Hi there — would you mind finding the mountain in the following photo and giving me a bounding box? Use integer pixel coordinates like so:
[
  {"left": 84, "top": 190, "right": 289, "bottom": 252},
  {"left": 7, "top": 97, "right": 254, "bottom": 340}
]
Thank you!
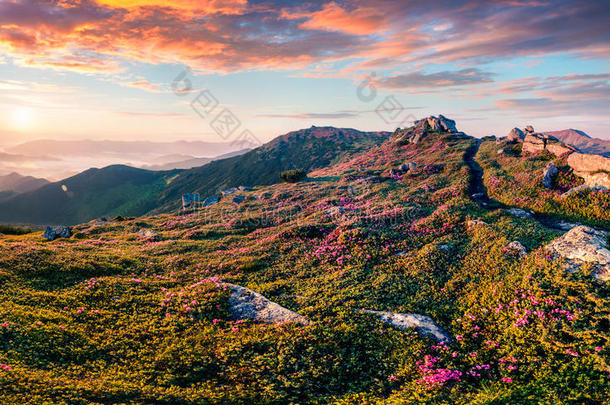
[
  {"left": 151, "top": 126, "right": 390, "bottom": 212},
  {"left": 141, "top": 148, "right": 252, "bottom": 171},
  {"left": 544, "top": 129, "right": 610, "bottom": 156},
  {"left": 0, "top": 165, "right": 180, "bottom": 225},
  {"left": 0, "top": 127, "right": 388, "bottom": 225},
  {"left": 1, "top": 117, "right": 608, "bottom": 404},
  {"left": 0, "top": 172, "right": 49, "bottom": 200}
]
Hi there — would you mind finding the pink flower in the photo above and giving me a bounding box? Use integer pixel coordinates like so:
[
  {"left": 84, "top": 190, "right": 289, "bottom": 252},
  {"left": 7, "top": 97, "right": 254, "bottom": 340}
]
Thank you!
[
  {"left": 232, "top": 327, "right": 239, "bottom": 332},
  {"left": 501, "top": 377, "right": 513, "bottom": 383},
  {"left": 0, "top": 363, "right": 12, "bottom": 371},
  {"left": 595, "top": 347, "right": 602, "bottom": 352},
  {"left": 388, "top": 375, "right": 399, "bottom": 382},
  {"left": 165, "top": 313, "right": 171, "bottom": 318},
  {"left": 212, "top": 319, "right": 220, "bottom": 323},
  {"left": 1, "top": 322, "right": 8, "bottom": 328},
  {"left": 565, "top": 349, "right": 578, "bottom": 357},
  {"left": 456, "top": 335, "right": 463, "bottom": 341}
]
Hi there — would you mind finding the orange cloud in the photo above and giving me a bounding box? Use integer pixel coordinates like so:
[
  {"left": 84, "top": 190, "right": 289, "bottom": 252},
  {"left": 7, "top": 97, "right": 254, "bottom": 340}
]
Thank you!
[{"left": 286, "top": 2, "right": 386, "bottom": 35}]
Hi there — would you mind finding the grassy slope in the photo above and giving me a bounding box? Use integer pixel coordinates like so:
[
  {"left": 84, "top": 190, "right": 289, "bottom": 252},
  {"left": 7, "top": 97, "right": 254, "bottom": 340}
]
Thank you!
[{"left": 0, "top": 134, "right": 608, "bottom": 404}]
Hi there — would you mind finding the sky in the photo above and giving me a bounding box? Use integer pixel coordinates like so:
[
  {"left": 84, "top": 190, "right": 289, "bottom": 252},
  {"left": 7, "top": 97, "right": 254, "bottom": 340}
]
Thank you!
[{"left": 0, "top": 0, "right": 609, "bottom": 148}]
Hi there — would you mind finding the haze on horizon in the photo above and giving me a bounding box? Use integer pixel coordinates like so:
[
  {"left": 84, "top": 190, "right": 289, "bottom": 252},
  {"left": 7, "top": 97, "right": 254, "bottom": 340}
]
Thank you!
[{"left": 0, "top": 0, "right": 609, "bottom": 152}]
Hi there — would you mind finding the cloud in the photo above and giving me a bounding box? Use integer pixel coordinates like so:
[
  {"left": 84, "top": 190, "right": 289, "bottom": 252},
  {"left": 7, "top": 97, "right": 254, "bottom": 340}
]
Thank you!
[
  {"left": 374, "top": 68, "right": 494, "bottom": 90},
  {"left": 0, "top": 0, "right": 607, "bottom": 77},
  {"left": 257, "top": 111, "right": 361, "bottom": 119},
  {"left": 120, "top": 80, "right": 164, "bottom": 92}
]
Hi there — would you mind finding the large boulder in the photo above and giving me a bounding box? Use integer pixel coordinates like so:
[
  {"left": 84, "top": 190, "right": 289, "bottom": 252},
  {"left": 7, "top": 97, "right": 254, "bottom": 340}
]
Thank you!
[
  {"left": 567, "top": 153, "right": 610, "bottom": 188},
  {"left": 522, "top": 133, "right": 546, "bottom": 154},
  {"left": 42, "top": 226, "right": 71, "bottom": 241},
  {"left": 361, "top": 309, "right": 452, "bottom": 343},
  {"left": 224, "top": 283, "right": 309, "bottom": 325},
  {"left": 506, "top": 128, "right": 525, "bottom": 143},
  {"left": 137, "top": 229, "right": 160, "bottom": 240},
  {"left": 545, "top": 226, "right": 610, "bottom": 281},
  {"left": 542, "top": 162, "right": 558, "bottom": 189}
]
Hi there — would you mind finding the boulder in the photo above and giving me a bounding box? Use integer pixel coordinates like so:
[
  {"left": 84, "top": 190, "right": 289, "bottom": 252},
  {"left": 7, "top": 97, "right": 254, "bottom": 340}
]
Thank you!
[
  {"left": 562, "top": 184, "right": 608, "bottom": 198},
  {"left": 545, "top": 226, "right": 610, "bottom": 281},
  {"left": 361, "top": 309, "right": 452, "bottom": 343},
  {"left": 506, "top": 128, "right": 525, "bottom": 143},
  {"left": 552, "top": 221, "right": 580, "bottom": 231},
  {"left": 202, "top": 196, "right": 219, "bottom": 207},
  {"left": 504, "top": 241, "right": 527, "bottom": 257},
  {"left": 507, "top": 208, "right": 533, "bottom": 218},
  {"left": 325, "top": 206, "right": 345, "bottom": 216},
  {"left": 524, "top": 125, "right": 535, "bottom": 134},
  {"left": 466, "top": 219, "right": 488, "bottom": 228},
  {"left": 137, "top": 229, "right": 159, "bottom": 240},
  {"left": 567, "top": 153, "right": 610, "bottom": 188},
  {"left": 232, "top": 195, "right": 245, "bottom": 204},
  {"left": 42, "top": 226, "right": 71, "bottom": 241},
  {"left": 182, "top": 193, "right": 201, "bottom": 210},
  {"left": 238, "top": 186, "right": 254, "bottom": 191},
  {"left": 542, "top": 162, "right": 558, "bottom": 189},
  {"left": 522, "top": 133, "right": 546, "bottom": 154},
  {"left": 546, "top": 141, "right": 577, "bottom": 157},
  {"left": 224, "top": 283, "right": 309, "bottom": 325},
  {"left": 221, "top": 188, "right": 238, "bottom": 196}
]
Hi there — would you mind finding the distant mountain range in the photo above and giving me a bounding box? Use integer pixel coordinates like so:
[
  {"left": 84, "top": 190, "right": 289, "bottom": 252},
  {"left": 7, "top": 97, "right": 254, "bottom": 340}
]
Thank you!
[
  {"left": 543, "top": 129, "right": 610, "bottom": 156},
  {"left": 1, "top": 139, "right": 254, "bottom": 180},
  {"left": 0, "top": 172, "right": 49, "bottom": 201},
  {"left": 140, "top": 149, "right": 251, "bottom": 171},
  {"left": 0, "top": 127, "right": 389, "bottom": 225}
]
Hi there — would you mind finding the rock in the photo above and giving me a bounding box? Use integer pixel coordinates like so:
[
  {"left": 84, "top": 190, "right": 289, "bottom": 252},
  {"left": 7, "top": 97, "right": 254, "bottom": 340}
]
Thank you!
[
  {"left": 364, "top": 176, "right": 383, "bottom": 183},
  {"left": 552, "top": 221, "right": 580, "bottom": 231},
  {"left": 504, "top": 241, "right": 527, "bottom": 257},
  {"left": 325, "top": 206, "right": 345, "bottom": 216},
  {"left": 224, "top": 283, "right": 309, "bottom": 325},
  {"left": 361, "top": 309, "right": 452, "bottom": 343},
  {"left": 238, "top": 186, "right": 254, "bottom": 191},
  {"left": 497, "top": 148, "right": 504, "bottom": 154},
  {"left": 562, "top": 184, "right": 608, "bottom": 198},
  {"left": 182, "top": 193, "right": 201, "bottom": 210},
  {"left": 202, "top": 196, "right": 219, "bottom": 207},
  {"left": 221, "top": 188, "right": 238, "bottom": 196},
  {"left": 232, "top": 195, "right": 245, "bottom": 204},
  {"left": 525, "top": 125, "right": 535, "bottom": 134},
  {"left": 522, "top": 133, "right": 546, "bottom": 154},
  {"left": 42, "top": 226, "right": 71, "bottom": 241},
  {"left": 389, "top": 168, "right": 402, "bottom": 176},
  {"left": 506, "top": 128, "right": 525, "bottom": 143},
  {"left": 545, "top": 226, "right": 610, "bottom": 281},
  {"left": 542, "top": 162, "right": 558, "bottom": 189},
  {"left": 507, "top": 208, "right": 533, "bottom": 218},
  {"left": 395, "top": 251, "right": 408, "bottom": 257},
  {"left": 392, "top": 115, "right": 460, "bottom": 144},
  {"left": 546, "top": 141, "right": 577, "bottom": 157},
  {"left": 567, "top": 153, "right": 610, "bottom": 188},
  {"left": 471, "top": 192, "right": 486, "bottom": 199},
  {"left": 467, "top": 219, "right": 488, "bottom": 228},
  {"left": 137, "top": 229, "right": 159, "bottom": 240}
]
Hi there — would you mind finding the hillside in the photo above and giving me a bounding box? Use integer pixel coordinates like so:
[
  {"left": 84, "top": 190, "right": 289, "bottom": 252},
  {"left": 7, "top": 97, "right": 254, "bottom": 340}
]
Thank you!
[
  {"left": 0, "top": 165, "right": 180, "bottom": 225},
  {"left": 0, "top": 117, "right": 608, "bottom": 404},
  {"left": 544, "top": 129, "right": 610, "bottom": 156},
  {"left": 0, "top": 173, "right": 49, "bottom": 200},
  {"left": 152, "top": 126, "right": 390, "bottom": 213},
  {"left": 0, "top": 127, "right": 388, "bottom": 225}
]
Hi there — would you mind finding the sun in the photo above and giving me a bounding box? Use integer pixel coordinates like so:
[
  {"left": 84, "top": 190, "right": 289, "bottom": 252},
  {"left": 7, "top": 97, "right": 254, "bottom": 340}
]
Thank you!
[{"left": 10, "top": 107, "right": 36, "bottom": 130}]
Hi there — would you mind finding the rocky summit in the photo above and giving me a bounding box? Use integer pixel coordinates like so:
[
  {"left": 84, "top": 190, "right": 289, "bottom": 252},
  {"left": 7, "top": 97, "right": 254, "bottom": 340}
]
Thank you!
[{"left": 0, "top": 117, "right": 609, "bottom": 404}]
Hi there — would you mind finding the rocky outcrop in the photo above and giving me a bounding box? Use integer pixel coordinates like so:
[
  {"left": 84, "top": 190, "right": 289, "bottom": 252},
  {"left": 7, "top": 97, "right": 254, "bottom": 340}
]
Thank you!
[
  {"left": 224, "top": 283, "right": 309, "bottom": 325},
  {"left": 202, "top": 196, "right": 219, "bottom": 207},
  {"left": 507, "top": 208, "right": 533, "bottom": 218},
  {"left": 545, "top": 226, "right": 610, "bottom": 281},
  {"left": 392, "top": 115, "right": 461, "bottom": 145},
  {"left": 567, "top": 153, "right": 610, "bottom": 188},
  {"left": 361, "top": 310, "right": 452, "bottom": 343},
  {"left": 542, "top": 162, "right": 559, "bottom": 188},
  {"left": 399, "top": 162, "right": 417, "bottom": 171},
  {"left": 506, "top": 128, "right": 525, "bottom": 143},
  {"left": 42, "top": 226, "right": 71, "bottom": 241},
  {"left": 232, "top": 195, "right": 245, "bottom": 204},
  {"left": 511, "top": 125, "right": 577, "bottom": 156}
]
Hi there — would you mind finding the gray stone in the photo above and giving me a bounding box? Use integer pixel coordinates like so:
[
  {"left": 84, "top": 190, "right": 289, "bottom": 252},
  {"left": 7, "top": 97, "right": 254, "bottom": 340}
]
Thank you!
[
  {"left": 497, "top": 148, "right": 504, "bottom": 154},
  {"left": 137, "top": 229, "right": 159, "bottom": 240},
  {"left": 467, "top": 219, "right": 488, "bottom": 228},
  {"left": 202, "top": 196, "right": 219, "bottom": 207},
  {"left": 562, "top": 184, "right": 608, "bottom": 198},
  {"left": 506, "top": 128, "right": 525, "bottom": 143},
  {"left": 545, "top": 226, "right": 610, "bottom": 281},
  {"left": 507, "top": 208, "right": 533, "bottom": 218},
  {"left": 525, "top": 125, "right": 535, "bottom": 133},
  {"left": 238, "top": 186, "right": 254, "bottom": 191},
  {"left": 504, "top": 241, "right": 527, "bottom": 257},
  {"left": 221, "top": 188, "right": 238, "bottom": 196},
  {"left": 361, "top": 309, "right": 452, "bottom": 343},
  {"left": 42, "top": 226, "right": 71, "bottom": 241},
  {"left": 325, "top": 206, "right": 345, "bottom": 216},
  {"left": 542, "top": 162, "right": 558, "bottom": 189},
  {"left": 232, "top": 195, "right": 245, "bottom": 204},
  {"left": 182, "top": 193, "right": 202, "bottom": 210},
  {"left": 224, "top": 283, "right": 309, "bottom": 325}
]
